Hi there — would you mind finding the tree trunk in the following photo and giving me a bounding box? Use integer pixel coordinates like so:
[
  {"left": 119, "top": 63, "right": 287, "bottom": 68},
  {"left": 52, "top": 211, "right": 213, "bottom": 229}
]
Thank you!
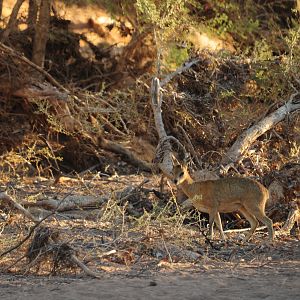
[
  {"left": 1, "top": 0, "right": 25, "bottom": 42},
  {"left": 28, "top": 0, "right": 39, "bottom": 31},
  {"left": 32, "top": 0, "right": 51, "bottom": 68},
  {"left": 0, "top": 0, "right": 3, "bottom": 20}
]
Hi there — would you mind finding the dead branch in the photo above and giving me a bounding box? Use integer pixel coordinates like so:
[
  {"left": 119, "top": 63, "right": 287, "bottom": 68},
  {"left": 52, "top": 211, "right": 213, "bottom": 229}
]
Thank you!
[
  {"left": 23, "top": 226, "right": 102, "bottom": 278},
  {"left": 222, "top": 92, "right": 300, "bottom": 165},
  {"left": 0, "top": 42, "right": 69, "bottom": 93},
  {"left": 277, "top": 201, "right": 300, "bottom": 236},
  {"left": 22, "top": 194, "right": 107, "bottom": 211},
  {"left": 98, "top": 114, "right": 126, "bottom": 136},
  {"left": 151, "top": 78, "right": 178, "bottom": 177},
  {"left": 224, "top": 226, "right": 267, "bottom": 234},
  {"left": 151, "top": 59, "right": 198, "bottom": 177},
  {"left": 21, "top": 179, "right": 149, "bottom": 212},
  {"left": 14, "top": 82, "right": 80, "bottom": 132},
  {"left": 162, "top": 243, "right": 203, "bottom": 261},
  {"left": 0, "top": 217, "right": 45, "bottom": 259},
  {"left": 0, "top": 42, "right": 151, "bottom": 171},
  {"left": 1, "top": 0, "right": 25, "bottom": 42},
  {"left": 99, "top": 138, "right": 152, "bottom": 172},
  {"left": 0, "top": 191, "right": 39, "bottom": 223},
  {"left": 160, "top": 58, "right": 199, "bottom": 87},
  {"left": 0, "top": 187, "right": 78, "bottom": 259},
  {"left": 70, "top": 254, "right": 102, "bottom": 278}
]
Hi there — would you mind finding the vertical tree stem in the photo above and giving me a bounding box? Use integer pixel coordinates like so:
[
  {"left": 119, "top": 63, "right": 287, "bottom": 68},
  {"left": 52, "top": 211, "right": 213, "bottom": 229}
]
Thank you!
[{"left": 32, "top": 0, "right": 51, "bottom": 68}]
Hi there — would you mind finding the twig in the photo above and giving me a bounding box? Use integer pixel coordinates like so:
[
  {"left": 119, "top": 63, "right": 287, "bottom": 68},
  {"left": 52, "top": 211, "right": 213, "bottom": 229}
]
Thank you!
[
  {"left": 70, "top": 254, "right": 102, "bottom": 279},
  {"left": 160, "top": 59, "right": 199, "bottom": 87},
  {"left": 3, "top": 254, "right": 27, "bottom": 272},
  {"left": 0, "top": 42, "right": 68, "bottom": 93},
  {"left": 39, "top": 136, "right": 61, "bottom": 174},
  {"left": 277, "top": 201, "right": 299, "bottom": 236},
  {"left": 159, "top": 231, "right": 173, "bottom": 263},
  {"left": 177, "top": 124, "right": 201, "bottom": 167},
  {"left": 198, "top": 228, "right": 220, "bottom": 250},
  {"left": 0, "top": 192, "right": 39, "bottom": 223},
  {"left": 0, "top": 187, "right": 78, "bottom": 259},
  {"left": 0, "top": 214, "right": 50, "bottom": 259},
  {"left": 83, "top": 250, "right": 117, "bottom": 264},
  {"left": 222, "top": 91, "right": 300, "bottom": 165},
  {"left": 78, "top": 163, "right": 102, "bottom": 176},
  {"left": 224, "top": 226, "right": 267, "bottom": 234},
  {"left": 98, "top": 114, "right": 126, "bottom": 136}
]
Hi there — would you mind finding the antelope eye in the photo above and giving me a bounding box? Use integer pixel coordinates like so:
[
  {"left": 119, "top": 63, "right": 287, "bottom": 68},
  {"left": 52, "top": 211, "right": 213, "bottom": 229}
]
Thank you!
[{"left": 179, "top": 172, "right": 184, "bottom": 177}]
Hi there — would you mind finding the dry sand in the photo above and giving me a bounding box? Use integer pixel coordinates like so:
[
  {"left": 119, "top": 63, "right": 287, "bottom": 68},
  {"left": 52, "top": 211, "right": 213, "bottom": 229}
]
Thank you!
[{"left": 1, "top": 261, "right": 300, "bottom": 300}]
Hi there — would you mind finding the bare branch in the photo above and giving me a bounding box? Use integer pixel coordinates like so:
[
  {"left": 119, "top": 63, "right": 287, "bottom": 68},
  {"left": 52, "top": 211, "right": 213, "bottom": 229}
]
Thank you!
[
  {"left": 1, "top": 0, "right": 25, "bottom": 42},
  {"left": 277, "top": 201, "right": 300, "bottom": 236},
  {"left": 160, "top": 59, "right": 199, "bottom": 87},
  {"left": 222, "top": 92, "right": 300, "bottom": 165},
  {"left": 0, "top": 192, "right": 39, "bottom": 223},
  {"left": 0, "top": 42, "right": 69, "bottom": 93}
]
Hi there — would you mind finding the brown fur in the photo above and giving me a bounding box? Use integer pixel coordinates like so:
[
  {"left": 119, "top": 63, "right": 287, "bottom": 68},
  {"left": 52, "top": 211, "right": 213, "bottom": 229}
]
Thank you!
[{"left": 173, "top": 165, "right": 274, "bottom": 241}]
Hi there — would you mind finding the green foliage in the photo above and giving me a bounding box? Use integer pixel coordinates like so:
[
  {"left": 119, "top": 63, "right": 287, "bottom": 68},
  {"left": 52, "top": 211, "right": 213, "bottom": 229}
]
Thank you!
[
  {"left": 284, "top": 24, "right": 300, "bottom": 74},
  {"left": 135, "top": 0, "right": 160, "bottom": 25},
  {"left": 208, "top": 12, "right": 233, "bottom": 37},
  {"left": 210, "top": 1, "right": 260, "bottom": 47},
  {"left": 164, "top": 44, "right": 189, "bottom": 70},
  {"left": 220, "top": 89, "right": 235, "bottom": 99},
  {"left": 135, "top": 0, "right": 191, "bottom": 39},
  {"left": 252, "top": 39, "right": 273, "bottom": 62},
  {"left": 134, "top": 0, "right": 193, "bottom": 70}
]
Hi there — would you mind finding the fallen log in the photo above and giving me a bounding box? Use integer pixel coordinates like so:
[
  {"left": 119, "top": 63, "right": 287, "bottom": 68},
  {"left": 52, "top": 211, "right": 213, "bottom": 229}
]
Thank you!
[{"left": 21, "top": 180, "right": 149, "bottom": 212}]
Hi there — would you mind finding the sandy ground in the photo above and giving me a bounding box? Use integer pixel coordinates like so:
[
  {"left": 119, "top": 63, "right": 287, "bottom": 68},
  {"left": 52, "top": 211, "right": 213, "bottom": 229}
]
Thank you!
[{"left": 1, "top": 260, "right": 300, "bottom": 300}]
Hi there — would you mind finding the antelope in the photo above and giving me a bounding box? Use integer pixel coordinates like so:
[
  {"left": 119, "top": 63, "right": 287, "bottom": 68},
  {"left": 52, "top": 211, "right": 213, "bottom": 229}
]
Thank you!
[{"left": 172, "top": 164, "right": 274, "bottom": 242}]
